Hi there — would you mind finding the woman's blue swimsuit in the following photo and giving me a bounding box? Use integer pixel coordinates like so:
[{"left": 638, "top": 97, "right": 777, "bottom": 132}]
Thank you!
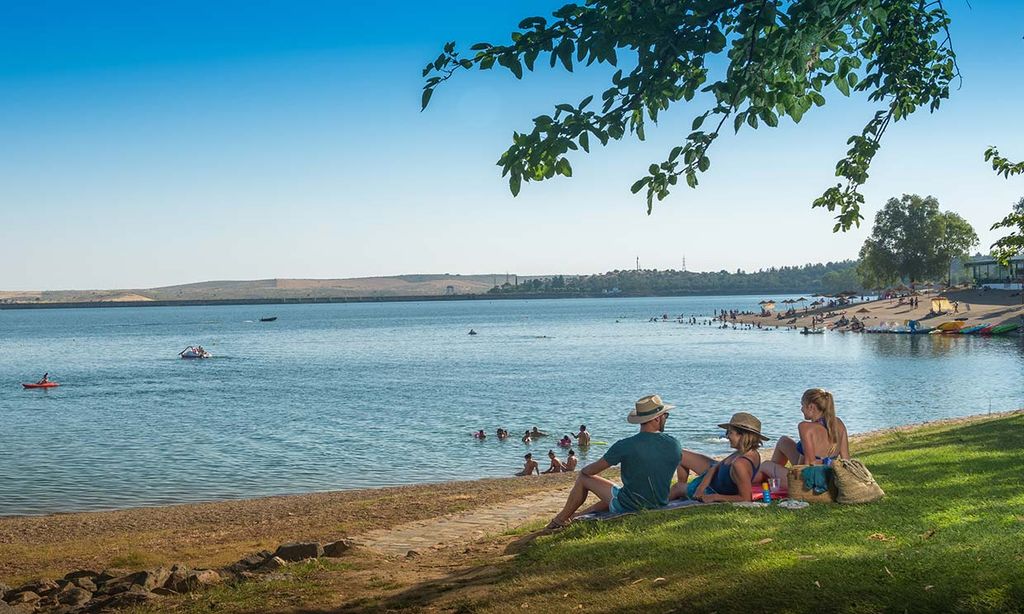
[
  {"left": 687, "top": 454, "right": 761, "bottom": 498},
  {"left": 795, "top": 418, "right": 838, "bottom": 463}
]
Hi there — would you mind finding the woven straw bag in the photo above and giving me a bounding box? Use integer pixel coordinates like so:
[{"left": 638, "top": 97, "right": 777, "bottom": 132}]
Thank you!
[
  {"left": 786, "top": 465, "right": 836, "bottom": 503},
  {"left": 832, "top": 458, "right": 884, "bottom": 504}
]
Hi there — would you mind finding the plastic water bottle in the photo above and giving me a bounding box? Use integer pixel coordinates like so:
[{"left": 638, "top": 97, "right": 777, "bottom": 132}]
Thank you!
[{"left": 762, "top": 481, "right": 772, "bottom": 503}]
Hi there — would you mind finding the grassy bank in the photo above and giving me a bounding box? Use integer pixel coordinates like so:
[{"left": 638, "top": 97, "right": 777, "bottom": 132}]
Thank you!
[{"left": 466, "top": 413, "right": 1024, "bottom": 613}]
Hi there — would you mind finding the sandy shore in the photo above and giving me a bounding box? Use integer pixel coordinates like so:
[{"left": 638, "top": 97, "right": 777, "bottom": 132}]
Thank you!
[
  {"left": 726, "top": 288, "right": 1024, "bottom": 331},
  {"left": 2, "top": 410, "right": 1021, "bottom": 585}
]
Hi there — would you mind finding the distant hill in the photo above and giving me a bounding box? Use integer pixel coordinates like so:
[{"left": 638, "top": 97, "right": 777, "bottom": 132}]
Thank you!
[{"left": 0, "top": 274, "right": 531, "bottom": 304}]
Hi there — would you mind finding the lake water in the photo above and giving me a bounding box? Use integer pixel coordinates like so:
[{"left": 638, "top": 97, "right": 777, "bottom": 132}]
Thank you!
[{"left": 1, "top": 296, "right": 1022, "bottom": 516}]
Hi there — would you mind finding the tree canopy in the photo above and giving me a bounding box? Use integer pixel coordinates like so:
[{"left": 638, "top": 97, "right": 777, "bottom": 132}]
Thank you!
[
  {"left": 856, "top": 194, "right": 977, "bottom": 287},
  {"left": 423, "top": 0, "right": 960, "bottom": 232}
]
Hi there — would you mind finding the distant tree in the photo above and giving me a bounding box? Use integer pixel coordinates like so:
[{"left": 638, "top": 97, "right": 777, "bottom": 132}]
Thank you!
[
  {"left": 856, "top": 194, "right": 977, "bottom": 285},
  {"left": 820, "top": 267, "right": 862, "bottom": 294}
]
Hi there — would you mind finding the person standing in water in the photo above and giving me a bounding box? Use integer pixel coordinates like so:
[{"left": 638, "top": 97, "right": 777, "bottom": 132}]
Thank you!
[{"left": 570, "top": 425, "right": 591, "bottom": 447}]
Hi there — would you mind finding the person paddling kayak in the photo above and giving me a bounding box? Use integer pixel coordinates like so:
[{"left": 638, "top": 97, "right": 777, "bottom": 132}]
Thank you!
[{"left": 37, "top": 373, "right": 49, "bottom": 385}]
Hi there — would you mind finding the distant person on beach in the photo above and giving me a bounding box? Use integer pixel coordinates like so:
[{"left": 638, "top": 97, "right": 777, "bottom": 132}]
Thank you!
[
  {"left": 756, "top": 388, "right": 850, "bottom": 483},
  {"left": 516, "top": 453, "right": 540, "bottom": 476},
  {"left": 522, "top": 430, "right": 532, "bottom": 444},
  {"left": 544, "top": 395, "right": 682, "bottom": 530},
  {"left": 564, "top": 450, "right": 578, "bottom": 471},
  {"left": 570, "top": 425, "right": 591, "bottom": 447},
  {"left": 542, "top": 450, "right": 566, "bottom": 474},
  {"left": 671, "top": 412, "right": 765, "bottom": 503}
]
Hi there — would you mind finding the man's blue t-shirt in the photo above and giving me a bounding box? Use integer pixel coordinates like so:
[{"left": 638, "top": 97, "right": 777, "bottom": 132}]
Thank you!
[{"left": 602, "top": 431, "right": 683, "bottom": 511}]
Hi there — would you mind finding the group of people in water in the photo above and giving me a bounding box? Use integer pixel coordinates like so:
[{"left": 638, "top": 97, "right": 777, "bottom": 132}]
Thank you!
[
  {"left": 544, "top": 388, "right": 849, "bottom": 530},
  {"left": 516, "top": 448, "right": 579, "bottom": 475}
]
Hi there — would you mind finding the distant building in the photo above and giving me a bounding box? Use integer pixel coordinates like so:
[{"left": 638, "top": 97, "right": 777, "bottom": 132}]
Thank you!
[{"left": 964, "top": 254, "right": 1024, "bottom": 289}]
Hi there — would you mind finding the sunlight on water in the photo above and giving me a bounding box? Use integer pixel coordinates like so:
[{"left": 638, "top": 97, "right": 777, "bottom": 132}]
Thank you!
[{"left": 1, "top": 296, "right": 1021, "bottom": 515}]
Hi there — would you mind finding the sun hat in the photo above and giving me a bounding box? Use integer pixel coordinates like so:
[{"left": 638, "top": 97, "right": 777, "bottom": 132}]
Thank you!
[
  {"left": 627, "top": 394, "right": 675, "bottom": 424},
  {"left": 718, "top": 412, "right": 769, "bottom": 441}
]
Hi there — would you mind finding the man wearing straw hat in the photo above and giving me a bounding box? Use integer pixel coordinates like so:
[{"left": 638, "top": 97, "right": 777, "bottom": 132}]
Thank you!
[{"left": 545, "top": 394, "right": 683, "bottom": 530}]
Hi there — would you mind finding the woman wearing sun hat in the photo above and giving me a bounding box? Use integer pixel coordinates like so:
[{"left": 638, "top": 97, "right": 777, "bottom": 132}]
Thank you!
[{"left": 670, "top": 412, "right": 767, "bottom": 503}]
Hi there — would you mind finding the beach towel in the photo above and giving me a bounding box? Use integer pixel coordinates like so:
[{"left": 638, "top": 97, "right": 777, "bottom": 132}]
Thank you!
[{"left": 575, "top": 498, "right": 706, "bottom": 521}]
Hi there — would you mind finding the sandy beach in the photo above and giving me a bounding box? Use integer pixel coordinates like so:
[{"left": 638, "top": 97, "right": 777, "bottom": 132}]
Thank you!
[{"left": 726, "top": 288, "right": 1024, "bottom": 331}]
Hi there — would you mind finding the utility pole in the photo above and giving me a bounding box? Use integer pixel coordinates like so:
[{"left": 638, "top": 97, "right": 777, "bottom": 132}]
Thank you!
[
  {"left": 636, "top": 256, "right": 640, "bottom": 271},
  {"left": 682, "top": 256, "right": 687, "bottom": 272}
]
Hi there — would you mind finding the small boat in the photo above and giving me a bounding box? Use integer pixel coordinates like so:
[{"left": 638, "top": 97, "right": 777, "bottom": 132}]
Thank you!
[
  {"left": 180, "top": 346, "right": 212, "bottom": 359},
  {"left": 936, "top": 321, "right": 967, "bottom": 332},
  {"left": 987, "top": 323, "right": 1021, "bottom": 336},
  {"left": 799, "top": 329, "right": 824, "bottom": 335},
  {"left": 468, "top": 329, "right": 478, "bottom": 335},
  {"left": 22, "top": 382, "right": 60, "bottom": 389},
  {"left": 958, "top": 324, "right": 988, "bottom": 335},
  {"left": 259, "top": 317, "right": 278, "bottom": 322}
]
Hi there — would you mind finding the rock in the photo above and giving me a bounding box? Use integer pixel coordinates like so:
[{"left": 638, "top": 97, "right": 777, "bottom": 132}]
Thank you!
[
  {"left": 93, "top": 569, "right": 130, "bottom": 587},
  {"left": 151, "top": 587, "right": 179, "bottom": 596},
  {"left": 58, "top": 587, "right": 93, "bottom": 607},
  {"left": 405, "top": 550, "right": 420, "bottom": 558},
  {"left": 95, "top": 588, "right": 157, "bottom": 610},
  {"left": 0, "top": 602, "right": 34, "bottom": 614},
  {"left": 0, "top": 582, "right": 10, "bottom": 597},
  {"left": 16, "top": 579, "right": 59, "bottom": 597},
  {"left": 274, "top": 542, "right": 323, "bottom": 562},
  {"left": 227, "top": 552, "right": 270, "bottom": 573},
  {"left": 171, "top": 570, "right": 222, "bottom": 594},
  {"left": 323, "top": 539, "right": 354, "bottom": 557},
  {"left": 63, "top": 570, "right": 99, "bottom": 581},
  {"left": 97, "top": 568, "right": 168, "bottom": 596},
  {"left": 72, "top": 577, "right": 97, "bottom": 592},
  {"left": 5, "top": 592, "right": 39, "bottom": 605},
  {"left": 257, "top": 556, "right": 287, "bottom": 572}
]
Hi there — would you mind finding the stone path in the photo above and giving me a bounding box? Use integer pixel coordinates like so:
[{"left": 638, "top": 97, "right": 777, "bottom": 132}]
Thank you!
[{"left": 353, "top": 488, "right": 569, "bottom": 557}]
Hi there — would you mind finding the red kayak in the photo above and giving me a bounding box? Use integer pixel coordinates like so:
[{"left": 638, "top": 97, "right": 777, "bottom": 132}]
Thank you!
[{"left": 22, "top": 382, "right": 60, "bottom": 389}]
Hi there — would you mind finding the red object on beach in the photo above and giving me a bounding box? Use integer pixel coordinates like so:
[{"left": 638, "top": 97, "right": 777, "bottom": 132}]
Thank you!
[
  {"left": 977, "top": 324, "right": 997, "bottom": 335},
  {"left": 22, "top": 382, "right": 60, "bottom": 389},
  {"left": 752, "top": 488, "right": 787, "bottom": 502}
]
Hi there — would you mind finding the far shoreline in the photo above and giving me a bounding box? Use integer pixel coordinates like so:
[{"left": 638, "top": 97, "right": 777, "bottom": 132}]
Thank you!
[{"left": 0, "top": 289, "right": 825, "bottom": 311}]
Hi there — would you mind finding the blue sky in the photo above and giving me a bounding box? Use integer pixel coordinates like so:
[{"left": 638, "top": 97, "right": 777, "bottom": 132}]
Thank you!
[{"left": 1, "top": 1, "right": 1023, "bottom": 290}]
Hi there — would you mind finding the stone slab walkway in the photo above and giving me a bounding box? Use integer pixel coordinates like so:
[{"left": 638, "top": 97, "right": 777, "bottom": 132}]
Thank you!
[{"left": 353, "top": 488, "right": 569, "bottom": 557}]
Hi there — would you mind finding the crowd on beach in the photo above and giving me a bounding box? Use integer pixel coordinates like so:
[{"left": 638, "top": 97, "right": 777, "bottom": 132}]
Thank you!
[{"left": 544, "top": 388, "right": 849, "bottom": 530}]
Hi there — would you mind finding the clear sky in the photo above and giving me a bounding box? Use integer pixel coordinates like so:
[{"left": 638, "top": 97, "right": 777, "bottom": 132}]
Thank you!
[{"left": 2, "top": 1, "right": 1022, "bottom": 290}]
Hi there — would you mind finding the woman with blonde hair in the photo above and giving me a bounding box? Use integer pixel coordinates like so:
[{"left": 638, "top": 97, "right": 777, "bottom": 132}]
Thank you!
[{"left": 758, "top": 389, "right": 850, "bottom": 483}]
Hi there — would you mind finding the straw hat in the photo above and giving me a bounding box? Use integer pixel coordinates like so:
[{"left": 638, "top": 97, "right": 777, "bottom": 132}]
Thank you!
[
  {"left": 718, "top": 412, "right": 769, "bottom": 441},
  {"left": 627, "top": 394, "right": 675, "bottom": 424}
]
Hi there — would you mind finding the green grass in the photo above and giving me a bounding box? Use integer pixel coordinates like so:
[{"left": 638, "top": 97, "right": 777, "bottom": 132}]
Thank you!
[
  {"left": 477, "top": 415, "right": 1024, "bottom": 613},
  {"left": 127, "top": 559, "right": 355, "bottom": 614}
]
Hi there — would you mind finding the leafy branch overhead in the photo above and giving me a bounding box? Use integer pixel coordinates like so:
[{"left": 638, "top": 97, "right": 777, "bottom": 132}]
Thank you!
[{"left": 422, "top": 0, "right": 958, "bottom": 232}]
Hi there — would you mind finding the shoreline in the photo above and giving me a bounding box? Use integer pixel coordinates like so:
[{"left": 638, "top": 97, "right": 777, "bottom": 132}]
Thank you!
[
  {"left": 1, "top": 408, "right": 1019, "bottom": 583},
  {"left": 1, "top": 289, "right": 824, "bottom": 311}
]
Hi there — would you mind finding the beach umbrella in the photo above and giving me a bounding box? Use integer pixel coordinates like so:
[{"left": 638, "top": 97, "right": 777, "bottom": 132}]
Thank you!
[
  {"left": 857, "top": 307, "right": 870, "bottom": 313},
  {"left": 797, "top": 297, "right": 808, "bottom": 302}
]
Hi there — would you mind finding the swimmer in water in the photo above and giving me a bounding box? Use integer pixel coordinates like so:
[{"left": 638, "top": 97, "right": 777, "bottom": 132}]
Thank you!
[{"left": 564, "top": 449, "right": 578, "bottom": 471}]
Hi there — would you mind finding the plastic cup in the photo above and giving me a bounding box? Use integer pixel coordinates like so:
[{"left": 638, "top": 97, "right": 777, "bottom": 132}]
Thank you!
[{"left": 769, "top": 478, "right": 780, "bottom": 493}]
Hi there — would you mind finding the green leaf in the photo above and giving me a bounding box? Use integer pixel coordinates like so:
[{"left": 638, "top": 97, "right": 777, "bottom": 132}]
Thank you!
[
  {"left": 835, "top": 73, "right": 850, "bottom": 96},
  {"left": 579, "top": 131, "right": 590, "bottom": 152},
  {"left": 579, "top": 95, "right": 593, "bottom": 109},
  {"left": 630, "top": 177, "right": 649, "bottom": 194},
  {"left": 510, "top": 173, "right": 522, "bottom": 197},
  {"left": 421, "top": 88, "right": 433, "bottom": 111},
  {"left": 556, "top": 158, "right": 573, "bottom": 177},
  {"left": 698, "top": 156, "right": 710, "bottom": 172}
]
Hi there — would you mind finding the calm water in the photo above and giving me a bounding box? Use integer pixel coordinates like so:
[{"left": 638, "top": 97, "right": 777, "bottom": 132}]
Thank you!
[{"left": 1, "top": 296, "right": 1022, "bottom": 516}]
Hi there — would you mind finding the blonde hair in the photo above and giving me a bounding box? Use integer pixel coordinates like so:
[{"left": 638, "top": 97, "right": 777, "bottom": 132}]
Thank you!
[
  {"left": 732, "top": 429, "right": 762, "bottom": 454},
  {"left": 802, "top": 388, "right": 839, "bottom": 445}
]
